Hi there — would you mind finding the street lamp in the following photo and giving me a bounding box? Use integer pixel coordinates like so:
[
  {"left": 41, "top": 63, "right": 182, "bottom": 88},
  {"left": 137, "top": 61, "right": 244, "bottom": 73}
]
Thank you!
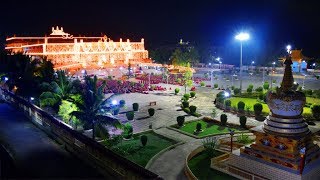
[
  {"left": 228, "top": 129, "right": 235, "bottom": 152},
  {"left": 235, "top": 32, "right": 250, "bottom": 93},
  {"left": 286, "top": 45, "right": 292, "bottom": 54}
]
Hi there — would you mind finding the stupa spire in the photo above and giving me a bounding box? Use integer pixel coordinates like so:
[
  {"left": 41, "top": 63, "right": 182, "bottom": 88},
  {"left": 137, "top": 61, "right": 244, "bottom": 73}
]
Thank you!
[{"left": 280, "top": 55, "right": 294, "bottom": 91}]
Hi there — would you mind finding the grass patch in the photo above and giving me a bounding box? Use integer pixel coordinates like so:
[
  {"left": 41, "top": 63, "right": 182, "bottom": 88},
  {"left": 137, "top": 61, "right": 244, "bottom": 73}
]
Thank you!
[
  {"left": 229, "top": 97, "right": 315, "bottom": 116},
  {"left": 188, "top": 150, "right": 234, "bottom": 180},
  {"left": 176, "top": 120, "right": 244, "bottom": 138},
  {"left": 109, "top": 131, "right": 176, "bottom": 167}
]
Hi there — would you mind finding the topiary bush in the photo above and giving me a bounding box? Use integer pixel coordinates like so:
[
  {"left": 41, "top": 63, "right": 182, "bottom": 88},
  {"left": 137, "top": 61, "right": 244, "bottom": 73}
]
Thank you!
[
  {"left": 237, "top": 101, "right": 246, "bottom": 113},
  {"left": 140, "top": 135, "right": 148, "bottom": 146},
  {"left": 253, "top": 103, "right": 263, "bottom": 116},
  {"left": 214, "top": 84, "right": 218, "bottom": 88},
  {"left": 183, "top": 93, "right": 190, "bottom": 101},
  {"left": 200, "top": 81, "right": 205, "bottom": 87},
  {"left": 255, "top": 86, "right": 263, "bottom": 93},
  {"left": 132, "top": 103, "right": 139, "bottom": 111},
  {"left": 189, "top": 105, "right": 197, "bottom": 113},
  {"left": 220, "top": 114, "right": 228, "bottom": 126},
  {"left": 175, "top": 88, "right": 180, "bottom": 95},
  {"left": 177, "top": 116, "right": 185, "bottom": 127},
  {"left": 233, "top": 88, "right": 241, "bottom": 95},
  {"left": 182, "top": 101, "right": 189, "bottom": 108},
  {"left": 119, "top": 100, "right": 126, "bottom": 107},
  {"left": 247, "top": 87, "right": 253, "bottom": 93},
  {"left": 123, "top": 123, "right": 133, "bottom": 139},
  {"left": 239, "top": 116, "right": 247, "bottom": 128},
  {"left": 248, "top": 84, "right": 254, "bottom": 89},
  {"left": 196, "top": 123, "right": 202, "bottom": 132},
  {"left": 148, "top": 108, "right": 155, "bottom": 116},
  {"left": 126, "top": 111, "right": 135, "bottom": 121},
  {"left": 225, "top": 99, "right": 231, "bottom": 108},
  {"left": 190, "top": 91, "right": 196, "bottom": 98},
  {"left": 311, "top": 104, "right": 320, "bottom": 119}
]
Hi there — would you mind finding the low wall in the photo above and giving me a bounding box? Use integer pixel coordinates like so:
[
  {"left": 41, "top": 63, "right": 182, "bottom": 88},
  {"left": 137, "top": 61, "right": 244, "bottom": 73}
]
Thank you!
[{"left": 0, "top": 88, "right": 161, "bottom": 179}]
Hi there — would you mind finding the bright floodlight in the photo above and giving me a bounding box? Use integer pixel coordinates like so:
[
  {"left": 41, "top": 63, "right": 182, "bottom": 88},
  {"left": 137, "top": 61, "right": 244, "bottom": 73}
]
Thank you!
[
  {"left": 313, "top": 63, "right": 316, "bottom": 66},
  {"left": 235, "top": 32, "right": 250, "bottom": 41},
  {"left": 272, "top": 62, "right": 276, "bottom": 65},
  {"left": 4, "top": 77, "right": 8, "bottom": 81},
  {"left": 30, "top": 97, "right": 35, "bottom": 101},
  {"left": 252, "top": 61, "right": 255, "bottom": 64},
  {"left": 112, "top": 100, "right": 118, "bottom": 105},
  {"left": 224, "top": 92, "right": 230, "bottom": 98},
  {"left": 216, "top": 57, "right": 221, "bottom": 61},
  {"left": 286, "top": 45, "right": 291, "bottom": 51},
  {"left": 209, "top": 63, "right": 211, "bottom": 66},
  {"left": 219, "top": 61, "right": 222, "bottom": 64}
]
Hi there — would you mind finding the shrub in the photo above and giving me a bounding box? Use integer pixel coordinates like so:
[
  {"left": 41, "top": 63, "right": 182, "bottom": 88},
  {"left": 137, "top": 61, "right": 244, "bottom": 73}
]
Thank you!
[
  {"left": 214, "top": 84, "right": 218, "bottom": 88},
  {"left": 225, "top": 100, "right": 231, "bottom": 107},
  {"left": 119, "top": 100, "right": 125, "bottom": 107},
  {"left": 255, "top": 86, "right": 263, "bottom": 93},
  {"left": 247, "top": 87, "right": 253, "bottom": 93},
  {"left": 189, "top": 105, "right": 197, "bottom": 113},
  {"left": 140, "top": 135, "right": 148, "bottom": 146},
  {"left": 132, "top": 103, "right": 139, "bottom": 111},
  {"left": 183, "top": 93, "right": 190, "bottom": 101},
  {"left": 177, "top": 116, "right": 185, "bottom": 127},
  {"left": 239, "top": 116, "right": 247, "bottom": 128},
  {"left": 196, "top": 123, "right": 202, "bottom": 132},
  {"left": 248, "top": 84, "right": 254, "bottom": 89},
  {"left": 175, "top": 88, "right": 180, "bottom": 95},
  {"left": 123, "top": 123, "right": 133, "bottom": 139},
  {"left": 200, "top": 81, "right": 205, "bottom": 87},
  {"left": 305, "top": 89, "right": 313, "bottom": 96},
  {"left": 237, "top": 101, "right": 245, "bottom": 112},
  {"left": 254, "top": 103, "right": 263, "bottom": 115},
  {"left": 113, "top": 108, "right": 120, "bottom": 115},
  {"left": 311, "top": 104, "right": 320, "bottom": 119},
  {"left": 220, "top": 114, "right": 228, "bottom": 126},
  {"left": 148, "top": 108, "right": 155, "bottom": 116},
  {"left": 190, "top": 91, "right": 196, "bottom": 98},
  {"left": 182, "top": 101, "right": 189, "bottom": 108},
  {"left": 231, "top": 86, "right": 235, "bottom": 90},
  {"left": 237, "top": 133, "right": 251, "bottom": 144},
  {"left": 126, "top": 111, "right": 135, "bottom": 120},
  {"left": 263, "top": 82, "right": 269, "bottom": 90},
  {"left": 233, "top": 88, "right": 241, "bottom": 95},
  {"left": 258, "top": 93, "right": 266, "bottom": 102}
]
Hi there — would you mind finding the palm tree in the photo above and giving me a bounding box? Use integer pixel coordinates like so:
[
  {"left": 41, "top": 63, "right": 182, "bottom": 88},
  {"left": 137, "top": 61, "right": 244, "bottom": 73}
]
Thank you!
[
  {"left": 39, "top": 70, "right": 76, "bottom": 108},
  {"left": 71, "top": 75, "right": 120, "bottom": 139}
]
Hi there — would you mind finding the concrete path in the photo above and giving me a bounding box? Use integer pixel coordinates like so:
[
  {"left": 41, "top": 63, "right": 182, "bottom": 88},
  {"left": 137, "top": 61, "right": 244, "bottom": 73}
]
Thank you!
[{"left": 0, "top": 103, "right": 104, "bottom": 179}]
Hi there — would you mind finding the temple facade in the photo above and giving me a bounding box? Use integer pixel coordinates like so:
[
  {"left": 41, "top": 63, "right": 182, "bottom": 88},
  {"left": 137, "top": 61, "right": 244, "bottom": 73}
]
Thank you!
[{"left": 5, "top": 26, "right": 151, "bottom": 69}]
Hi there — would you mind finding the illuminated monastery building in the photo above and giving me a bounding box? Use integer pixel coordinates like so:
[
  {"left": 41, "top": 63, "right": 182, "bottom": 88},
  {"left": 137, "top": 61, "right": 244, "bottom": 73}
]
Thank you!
[{"left": 5, "top": 26, "right": 151, "bottom": 69}]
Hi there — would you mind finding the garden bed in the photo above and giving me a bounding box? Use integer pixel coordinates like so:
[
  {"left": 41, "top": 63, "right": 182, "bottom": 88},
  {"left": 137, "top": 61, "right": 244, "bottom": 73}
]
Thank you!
[
  {"left": 103, "top": 131, "right": 177, "bottom": 167},
  {"left": 188, "top": 150, "right": 235, "bottom": 179},
  {"left": 170, "top": 119, "right": 250, "bottom": 138}
]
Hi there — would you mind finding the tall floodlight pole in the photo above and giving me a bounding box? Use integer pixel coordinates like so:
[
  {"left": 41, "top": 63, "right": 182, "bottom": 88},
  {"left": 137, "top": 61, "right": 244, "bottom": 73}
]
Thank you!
[{"left": 235, "top": 33, "right": 250, "bottom": 94}]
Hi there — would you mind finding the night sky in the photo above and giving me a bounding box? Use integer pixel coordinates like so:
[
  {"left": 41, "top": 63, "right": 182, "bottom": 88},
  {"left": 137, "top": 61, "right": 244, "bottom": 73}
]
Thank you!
[{"left": 1, "top": 0, "right": 320, "bottom": 64}]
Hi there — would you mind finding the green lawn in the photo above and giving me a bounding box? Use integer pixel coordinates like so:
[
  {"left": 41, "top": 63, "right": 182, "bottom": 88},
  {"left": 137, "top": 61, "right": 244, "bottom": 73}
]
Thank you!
[
  {"left": 188, "top": 150, "right": 235, "bottom": 180},
  {"left": 228, "top": 97, "right": 314, "bottom": 115},
  {"left": 112, "top": 131, "right": 176, "bottom": 167},
  {"left": 178, "top": 120, "right": 244, "bottom": 138}
]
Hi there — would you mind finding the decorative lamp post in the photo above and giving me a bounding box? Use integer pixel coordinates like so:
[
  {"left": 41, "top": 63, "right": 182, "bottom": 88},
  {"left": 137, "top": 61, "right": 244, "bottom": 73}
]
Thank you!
[
  {"left": 251, "top": 61, "right": 255, "bottom": 75},
  {"left": 228, "top": 129, "right": 235, "bottom": 152},
  {"left": 235, "top": 32, "right": 250, "bottom": 94},
  {"left": 299, "top": 147, "right": 306, "bottom": 175}
]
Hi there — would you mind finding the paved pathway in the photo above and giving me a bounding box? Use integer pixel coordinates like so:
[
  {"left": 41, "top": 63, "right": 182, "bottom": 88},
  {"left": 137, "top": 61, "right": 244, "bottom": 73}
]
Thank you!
[{"left": 0, "top": 103, "right": 104, "bottom": 179}]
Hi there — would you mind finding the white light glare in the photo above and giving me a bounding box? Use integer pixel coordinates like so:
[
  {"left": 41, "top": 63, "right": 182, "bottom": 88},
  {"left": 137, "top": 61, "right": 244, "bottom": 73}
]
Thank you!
[
  {"left": 30, "top": 97, "right": 35, "bottom": 101},
  {"left": 112, "top": 100, "right": 118, "bottom": 105},
  {"left": 235, "top": 33, "right": 250, "bottom": 41},
  {"left": 224, "top": 92, "right": 230, "bottom": 98},
  {"left": 4, "top": 77, "right": 8, "bottom": 81}
]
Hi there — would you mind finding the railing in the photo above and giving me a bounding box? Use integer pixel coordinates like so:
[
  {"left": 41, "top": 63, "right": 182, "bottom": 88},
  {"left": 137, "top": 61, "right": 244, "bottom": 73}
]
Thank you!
[{"left": 0, "top": 88, "right": 162, "bottom": 179}]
